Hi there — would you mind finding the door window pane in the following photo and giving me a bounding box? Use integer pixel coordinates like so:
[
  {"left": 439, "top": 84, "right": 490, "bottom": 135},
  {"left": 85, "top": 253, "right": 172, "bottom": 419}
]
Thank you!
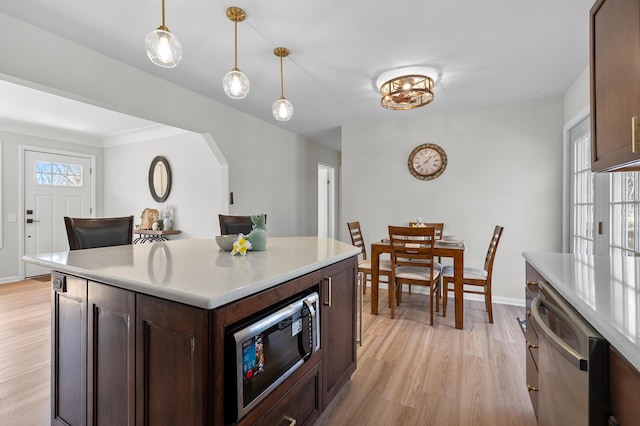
[
  {"left": 571, "top": 119, "right": 594, "bottom": 254},
  {"left": 35, "top": 161, "right": 83, "bottom": 187},
  {"left": 610, "top": 172, "right": 640, "bottom": 256}
]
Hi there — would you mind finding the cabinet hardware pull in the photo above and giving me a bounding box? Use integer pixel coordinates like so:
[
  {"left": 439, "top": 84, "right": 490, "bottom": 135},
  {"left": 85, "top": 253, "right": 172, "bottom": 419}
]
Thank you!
[
  {"left": 633, "top": 116, "right": 638, "bottom": 153},
  {"left": 283, "top": 416, "right": 297, "bottom": 425},
  {"left": 324, "top": 276, "right": 332, "bottom": 307},
  {"left": 527, "top": 384, "right": 538, "bottom": 392},
  {"left": 526, "top": 310, "right": 531, "bottom": 317},
  {"left": 528, "top": 343, "right": 538, "bottom": 349},
  {"left": 526, "top": 280, "right": 538, "bottom": 287}
]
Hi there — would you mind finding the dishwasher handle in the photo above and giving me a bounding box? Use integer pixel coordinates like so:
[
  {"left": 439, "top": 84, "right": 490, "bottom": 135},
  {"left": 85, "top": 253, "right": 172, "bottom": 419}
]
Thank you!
[{"left": 530, "top": 295, "right": 589, "bottom": 371}]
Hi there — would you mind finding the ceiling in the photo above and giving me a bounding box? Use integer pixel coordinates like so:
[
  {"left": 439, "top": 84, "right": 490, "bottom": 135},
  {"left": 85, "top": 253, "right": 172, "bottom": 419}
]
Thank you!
[{"left": 0, "top": 0, "right": 594, "bottom": 151}]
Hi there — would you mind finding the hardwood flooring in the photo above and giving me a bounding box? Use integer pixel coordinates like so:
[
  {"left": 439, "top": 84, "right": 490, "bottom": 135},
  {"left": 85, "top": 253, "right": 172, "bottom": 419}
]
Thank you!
[
  {"left": 0, "top": 277, "right": 50, "bottom": 426},
  {"left": 317, "top": 288, "right": 537, "bottom": 426},
  {"left": 0, "top": 279, "right": 536, "bottom": 426}
]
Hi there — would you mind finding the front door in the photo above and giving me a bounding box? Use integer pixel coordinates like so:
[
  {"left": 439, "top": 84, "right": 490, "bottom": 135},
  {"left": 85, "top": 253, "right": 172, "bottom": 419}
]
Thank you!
[{"left": 24, "top": 149, "right": 93, "bottom": 277}]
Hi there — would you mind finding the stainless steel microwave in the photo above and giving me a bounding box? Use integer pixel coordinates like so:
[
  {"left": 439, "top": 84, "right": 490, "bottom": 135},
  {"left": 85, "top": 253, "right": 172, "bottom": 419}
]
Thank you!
[{"left": 225, "top": 291, "right": 320, "bottom": 423}]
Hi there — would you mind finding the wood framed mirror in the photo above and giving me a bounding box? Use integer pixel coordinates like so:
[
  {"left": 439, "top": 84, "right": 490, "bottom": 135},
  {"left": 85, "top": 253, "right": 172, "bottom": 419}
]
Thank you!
[{"left": 149, "top": 156, "right": 172, "bottom": 202}]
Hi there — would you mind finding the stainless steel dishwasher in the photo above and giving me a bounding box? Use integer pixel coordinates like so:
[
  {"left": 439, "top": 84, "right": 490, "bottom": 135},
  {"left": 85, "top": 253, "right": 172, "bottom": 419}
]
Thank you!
[{"left": 529, "top": 281, "right": 608, "bottom": 426}]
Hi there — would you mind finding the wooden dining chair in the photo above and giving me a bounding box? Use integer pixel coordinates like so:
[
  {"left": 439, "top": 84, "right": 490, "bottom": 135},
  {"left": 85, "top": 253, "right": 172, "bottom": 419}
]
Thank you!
[
  {"left": 407, "top": 222, "right": 444, "bottom": 294},
  {"left": 219, "top": 214, "right": 266, "bottom": 235},
  {"left": 347, "top": 221, "right": 392, "bottom": 295},
  {"left": 442, "top": 225, "right": 504, "bottom": 323},
  {"left": 64, "top": 216, "right": 134, "bottom": 250},
  {"left": 388, "top": 225, "right": 442, "bottom": 324}
]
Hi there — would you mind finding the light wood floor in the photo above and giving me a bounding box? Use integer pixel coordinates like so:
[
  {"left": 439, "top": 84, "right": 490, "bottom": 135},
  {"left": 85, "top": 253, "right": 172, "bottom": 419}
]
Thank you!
[
  {"left": 0, "top": 279, "right": 536, "bottom": 426},
  {"left": 317, "top": 287, "right": 537, "bottom": 426}
]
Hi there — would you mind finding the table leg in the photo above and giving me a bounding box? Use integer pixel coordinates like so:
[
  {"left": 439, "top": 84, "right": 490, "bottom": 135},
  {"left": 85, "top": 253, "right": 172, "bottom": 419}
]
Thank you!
[
  {"left": 371, "top": 245, "right": 380, "bottom": 315},
  {"left": 454, "top": 250, "right": 464, "bottom": 330}
]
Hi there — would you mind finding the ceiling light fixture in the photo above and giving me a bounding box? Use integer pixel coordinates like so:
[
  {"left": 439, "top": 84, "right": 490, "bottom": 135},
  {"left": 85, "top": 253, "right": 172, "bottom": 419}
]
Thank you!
[
  {"left": 272, "top": 47, "right": 293, "bottom": 121},
  {"left": 145, "top": 0, "right": 183, "bottom": 68},
  {"left": 380, "top": 74, "right": 434, "bottom": 111},
  {"left": 223, "top": 7, "right": 250, "bottom": 99}
]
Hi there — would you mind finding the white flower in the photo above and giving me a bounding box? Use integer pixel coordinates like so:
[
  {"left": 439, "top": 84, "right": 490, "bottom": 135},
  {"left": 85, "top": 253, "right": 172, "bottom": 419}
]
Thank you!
[{"left": 231, "top": 233, "right": 252, "bottom": 256}]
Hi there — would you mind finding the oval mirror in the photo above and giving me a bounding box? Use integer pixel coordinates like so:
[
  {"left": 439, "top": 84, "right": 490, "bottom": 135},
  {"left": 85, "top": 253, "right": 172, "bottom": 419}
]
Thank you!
[{"left": 148, "top": 156, "right": 172, "bottom": 202}]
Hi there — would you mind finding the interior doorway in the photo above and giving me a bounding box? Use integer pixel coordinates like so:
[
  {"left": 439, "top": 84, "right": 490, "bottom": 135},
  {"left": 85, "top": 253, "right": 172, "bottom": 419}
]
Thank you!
[
  {"left": 317, "top": 163, "right": 336, "bottom": 239},
  {"left": 22, "top": 147, "right": 95, "bottom": 277}
]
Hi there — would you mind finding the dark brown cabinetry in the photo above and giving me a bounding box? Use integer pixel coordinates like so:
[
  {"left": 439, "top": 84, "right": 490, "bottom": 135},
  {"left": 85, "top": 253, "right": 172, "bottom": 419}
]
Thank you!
[
  {"left": 524, "top": 263, "right": 540, "bottom": 419},
  {"left": 590, "top": 0, "right": 640, "bottom": 171},
  {"left": 52, "top": 255, "right": 357, "bottom": 425},
  {"left": 321, "top": 260, "right": 357, "bottom": 408},
  {"left": 52, "top": 274, "right": 87, "bottom": 426},
  {"left": 609, "top": 347, "right": 640, "bottom": 425}
]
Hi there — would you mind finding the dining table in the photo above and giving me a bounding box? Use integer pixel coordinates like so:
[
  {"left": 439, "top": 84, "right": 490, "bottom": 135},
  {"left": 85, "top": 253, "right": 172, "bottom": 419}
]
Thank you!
[{"left": 370, "top": 239, "right": 466, "bottom": 329}]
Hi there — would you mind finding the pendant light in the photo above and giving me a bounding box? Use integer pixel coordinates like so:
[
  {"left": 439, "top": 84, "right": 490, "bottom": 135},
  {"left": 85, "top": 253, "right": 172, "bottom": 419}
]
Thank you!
[
  {"left": 272, "top": 47, "right": 293, "bottom": 121},
  {"left": 145, "top": 0, "right": 183, "bottom": 68},
  {"left": 223, "top": 7, "right": 250, "bottom": 99}
]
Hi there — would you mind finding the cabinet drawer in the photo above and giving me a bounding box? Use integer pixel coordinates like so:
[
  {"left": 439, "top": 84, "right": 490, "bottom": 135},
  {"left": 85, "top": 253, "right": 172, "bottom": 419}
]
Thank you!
[
  {"left": 609, "top": 347, "right": 640, "bottom": 424},
  {"left": 254, "top": 361, "right": 322, "bottom": 426}
]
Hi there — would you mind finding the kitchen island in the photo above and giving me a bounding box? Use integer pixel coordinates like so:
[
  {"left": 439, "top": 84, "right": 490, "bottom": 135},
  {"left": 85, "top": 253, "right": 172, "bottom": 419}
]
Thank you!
[
  {"left": 23, "top": 237, "right": 360, "bottom": 426},
  {"left": 522, "top": 252, "right": 640, "bottom": 424}
]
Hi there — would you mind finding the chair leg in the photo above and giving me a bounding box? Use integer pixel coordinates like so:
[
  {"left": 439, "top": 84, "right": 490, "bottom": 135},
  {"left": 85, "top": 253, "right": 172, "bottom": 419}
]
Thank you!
[
  {"left": 408, "top": 284, "right": 412, "bottom": 295},
  {"left": 486, "top": 282, "right": 493, "bottom": 323},
  {"left": 429, "top": 284, "right": 434, "bottom": 326},
  {"left": 363, "top": 273, "right": 368, "bottom": 295},
  {"left": 390, "top": 279, "right": 396, "bottom": 319},
  {"left": 442, "top": 278, "right": 449, "bottom": 317}
]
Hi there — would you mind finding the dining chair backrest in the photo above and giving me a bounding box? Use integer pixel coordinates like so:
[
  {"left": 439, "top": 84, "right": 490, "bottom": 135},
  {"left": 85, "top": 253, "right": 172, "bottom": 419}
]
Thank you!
[
  {"left": 388, "top": 225, "right": 437, "bottom": 269},
  {"left": 218, "top": 214, "right": 266, "bottom": 235},
  {"left": 347, "top": 221, "right": 367, "bottom": 260},
  {"left": 484, "top": 225, "right": 504, "bottom": 274},
  {"left": 64, "top": 216, "right": 134, "bottom": 250},
  {"left": 408, "top": 222, "right": 444, "bottom": 239}
]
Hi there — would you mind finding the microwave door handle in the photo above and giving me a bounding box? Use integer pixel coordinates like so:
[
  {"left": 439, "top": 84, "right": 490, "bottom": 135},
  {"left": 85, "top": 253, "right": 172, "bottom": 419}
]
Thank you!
[
  {"left": 530, "top": 295, "right": 588, "bottom": 371},
  {"left": 303, "top": 299, "right": 317, "bottom": 354}
]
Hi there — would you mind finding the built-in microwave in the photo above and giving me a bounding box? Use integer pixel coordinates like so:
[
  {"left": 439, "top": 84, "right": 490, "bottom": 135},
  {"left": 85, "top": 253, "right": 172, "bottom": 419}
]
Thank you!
[{"left": 224, "top": 291, "right": 320, "bottom": 423}]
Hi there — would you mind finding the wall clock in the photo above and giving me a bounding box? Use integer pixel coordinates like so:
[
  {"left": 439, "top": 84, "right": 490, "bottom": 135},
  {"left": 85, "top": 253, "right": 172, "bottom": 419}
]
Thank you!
[{"left": 407, "top": 143, "right": 447, "bottom": 180}]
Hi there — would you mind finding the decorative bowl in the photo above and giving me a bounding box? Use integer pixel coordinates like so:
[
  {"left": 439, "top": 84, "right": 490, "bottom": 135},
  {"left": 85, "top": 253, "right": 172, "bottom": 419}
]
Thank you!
[
  {"left": 442, "top": 235, "right": 457, "bottom": 241},
  {"left": 215, "top": 234, "right": 238, "bottom": 251}
]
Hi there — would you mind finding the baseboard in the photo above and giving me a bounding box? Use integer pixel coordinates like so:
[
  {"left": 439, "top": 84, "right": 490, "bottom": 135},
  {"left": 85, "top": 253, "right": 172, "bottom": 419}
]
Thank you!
[
  {"left": 365, "top": 283, "right": 525, "bottom": 307},
  {"left": 0, "top": 275, "right": 25, "bottom": 284}
]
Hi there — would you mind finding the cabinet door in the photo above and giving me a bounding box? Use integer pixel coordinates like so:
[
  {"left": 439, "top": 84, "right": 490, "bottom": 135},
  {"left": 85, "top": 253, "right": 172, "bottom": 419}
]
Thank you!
[
  {"left": 87, "top": 281, "right": 135, "bottom": 425},
  {"left": 136, "top": 294, "right": 209, "bottom": 426},
  {"left": 591, "top": 0, "right": 640, "bottom": 171},
  {"left": 609, "top": 347, "right": 640, "bottom": 424},
  {"left": 51, "top": 273, "right": 87, "bottom": 426},
  {"left": 322, "top": 257, "right": 358, "bottom": 408}
]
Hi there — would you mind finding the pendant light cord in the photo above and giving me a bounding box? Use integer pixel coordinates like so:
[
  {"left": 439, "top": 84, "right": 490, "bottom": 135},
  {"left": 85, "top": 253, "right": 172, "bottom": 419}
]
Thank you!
[
  {"left": 279, "top": 57, "right": 285, "bottom": 99},
  {"left": 234, "top": 21, "right": 238, "bottom": 69},
  {"left": 161, "top": 0, "right": 166, "bottom": 28}
]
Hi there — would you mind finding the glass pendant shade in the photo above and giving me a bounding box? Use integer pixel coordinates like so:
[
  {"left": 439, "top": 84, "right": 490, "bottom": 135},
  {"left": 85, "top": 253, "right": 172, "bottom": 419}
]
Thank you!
[
  {"left": 272, "top": 98, "right": 293, "bottom": 121},
  {"left": 223, "top": 69, "right": 250, "bottom": 99},
  {"left": 145, "top": 27, "right": 182, "bottom": 68}
]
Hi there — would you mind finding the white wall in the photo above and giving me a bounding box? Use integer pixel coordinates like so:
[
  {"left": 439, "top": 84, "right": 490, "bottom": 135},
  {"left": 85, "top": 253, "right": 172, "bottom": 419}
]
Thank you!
[
  {"left": 0, "top": 12, "right": 340, "bottom": 281},
  {"left": 104, "top": 132, "right": 224, "bottom": 239},
  {"left": 564, "top": 66, "right": 590, "bottom": 123},
  {"left": 341, "top": 97, "right": 564, "bottom": 304}
]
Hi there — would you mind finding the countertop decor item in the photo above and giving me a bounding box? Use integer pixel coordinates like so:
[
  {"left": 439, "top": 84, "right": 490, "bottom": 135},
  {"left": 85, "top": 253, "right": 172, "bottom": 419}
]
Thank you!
[
  {"left": 216, "top": 234, "right": 238, "bottom": 251},
  {"left": 231, "top": 234, "right": 252, "bottom": 255},
  {"left": 245, "top": 214, "right": 267, "bottom": 251}
]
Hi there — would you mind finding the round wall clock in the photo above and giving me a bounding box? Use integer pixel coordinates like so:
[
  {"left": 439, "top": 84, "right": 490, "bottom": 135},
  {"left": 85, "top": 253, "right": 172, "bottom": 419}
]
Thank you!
[{"left": 407, "top": 143, "right": 447, "bottom": 180}]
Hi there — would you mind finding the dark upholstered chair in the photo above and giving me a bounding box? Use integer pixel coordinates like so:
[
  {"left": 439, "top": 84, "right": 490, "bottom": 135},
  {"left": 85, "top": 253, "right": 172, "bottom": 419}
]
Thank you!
[
  {"left": 218, "top": 214, "right": 266, "bottom": 235},
  {"left": 64, "top": 216, "right": 134, "bottom": 250}
]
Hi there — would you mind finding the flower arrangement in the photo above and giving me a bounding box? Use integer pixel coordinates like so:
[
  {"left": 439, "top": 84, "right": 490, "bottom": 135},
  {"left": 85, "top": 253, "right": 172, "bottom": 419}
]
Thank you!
[{"left": 231, "top": 234, "right": 252, "bottom": 256}]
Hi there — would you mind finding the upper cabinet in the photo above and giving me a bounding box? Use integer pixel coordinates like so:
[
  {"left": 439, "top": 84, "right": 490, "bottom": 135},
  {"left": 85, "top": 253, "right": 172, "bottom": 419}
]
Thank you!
[{"left": 590, "top": 0, "right": 640, "bottom": 172}]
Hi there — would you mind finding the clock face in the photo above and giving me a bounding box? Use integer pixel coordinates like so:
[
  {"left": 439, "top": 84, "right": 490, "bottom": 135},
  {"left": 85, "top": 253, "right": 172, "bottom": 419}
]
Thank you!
[{"left": 408, "top": 143, "right": 447, "bottom": 180}]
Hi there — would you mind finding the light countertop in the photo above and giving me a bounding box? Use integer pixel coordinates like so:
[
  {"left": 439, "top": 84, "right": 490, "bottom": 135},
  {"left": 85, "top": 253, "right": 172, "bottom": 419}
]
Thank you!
[
  {"left": 523, "top": 251, "right": 640, "bottom": 372},
  {"left": 22, "top": 237, "right": 360, "bottom": 310}
]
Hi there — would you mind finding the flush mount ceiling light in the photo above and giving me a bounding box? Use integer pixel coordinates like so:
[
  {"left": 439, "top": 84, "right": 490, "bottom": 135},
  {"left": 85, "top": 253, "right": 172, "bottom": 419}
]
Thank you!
[
  {"left": 223, "top": 7, "right": 250, "bottom": 99},
  {"left": 145, "top": 0, "right": 183, "bottom": 68},
  {"left": 272, "top": 47, "right": 293, "bottom": 121},
  {"left": 376, "top": 66, "right": 439, "bottom": 111},
  {"left": 380, "top": 74, "right": 434, "bottom": 110}
]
